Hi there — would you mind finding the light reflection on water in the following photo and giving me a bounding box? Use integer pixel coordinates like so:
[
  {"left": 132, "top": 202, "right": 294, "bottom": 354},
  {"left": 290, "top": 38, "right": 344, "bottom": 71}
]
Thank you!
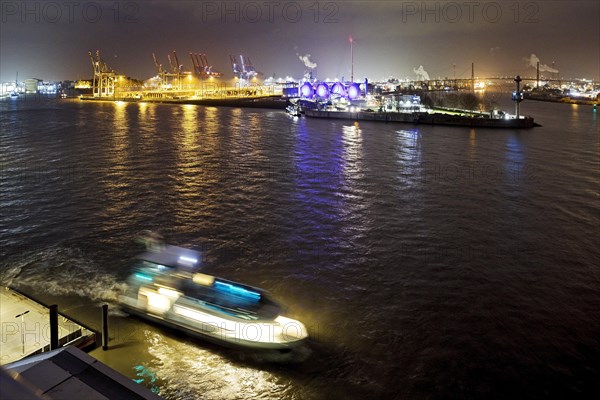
[
  {"left": 395, "top": 129, "right": 422, "bottom": 188},
  {"left": 176, "top": 104, "right": 202, "bottom": 190},
  {"left": 468, "top": 128, "right": 477, "bottom": 161},
  {"left": 341, "top": 122, "right": 363, "bottom": 183},
  {"left": 144, "top": 331, "right": 295, "bottom": 400}
]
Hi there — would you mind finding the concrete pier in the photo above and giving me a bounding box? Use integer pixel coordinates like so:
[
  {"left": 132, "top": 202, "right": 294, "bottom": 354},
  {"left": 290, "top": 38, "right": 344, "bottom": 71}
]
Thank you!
[{"left": 0, "top": 287, "right": 96, "bottom": 365}]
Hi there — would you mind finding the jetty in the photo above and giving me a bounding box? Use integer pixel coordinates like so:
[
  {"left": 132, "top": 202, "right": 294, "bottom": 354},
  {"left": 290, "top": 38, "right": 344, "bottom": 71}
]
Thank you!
[{"left": 0, "top": 287, "right": 97, "bottom": 365}]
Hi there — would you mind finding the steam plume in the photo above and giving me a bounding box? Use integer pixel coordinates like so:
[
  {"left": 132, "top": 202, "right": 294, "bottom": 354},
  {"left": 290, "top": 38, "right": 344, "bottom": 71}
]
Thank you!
[
  {"left": 525, "top": 54, "right": 558, "bottom": 73},
  {"left": 298, "top": 54, "right": 317, "bottom": 69},
  {"left": 413, "top": 65, "right": 430, "bottom": 81}
]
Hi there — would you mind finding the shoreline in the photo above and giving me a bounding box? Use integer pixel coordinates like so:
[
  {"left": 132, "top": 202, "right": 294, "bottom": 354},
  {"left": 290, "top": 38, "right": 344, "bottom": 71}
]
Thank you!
[
  {"left": 523, "top": 94, "right": 597, "bottom": 106},
  {"left": 80, "top": 95, "right": 288, "bottom": 109}
]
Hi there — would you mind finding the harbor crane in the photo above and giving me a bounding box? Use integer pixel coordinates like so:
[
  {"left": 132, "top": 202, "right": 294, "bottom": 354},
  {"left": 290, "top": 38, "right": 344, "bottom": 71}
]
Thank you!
[
  {"left": 167, "top": 51, "right": 183, "bottom": 74},
  {"left": 190, "top": 53, "right": 222, "bottom": 78},
  {"left": 152, "top": 53, "right": 163, "bottom": 75},
  {"left": 88, "top": 50, "right": 117, "bottom": 97},
  {"left": 151, "top": 52, "right": 168, "bottom": 88},
  {"left": 152, "top": 51, "right": 188, "bottom": 90},
  {"left": 230, "top": 54, "right": 261, "bottom": 81}
]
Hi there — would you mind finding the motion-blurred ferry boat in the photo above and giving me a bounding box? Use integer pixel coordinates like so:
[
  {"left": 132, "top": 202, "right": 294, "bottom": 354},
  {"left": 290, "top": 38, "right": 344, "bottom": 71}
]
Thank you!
[{"left": 119, "top": 242, "right": 308, "bottom": 350}]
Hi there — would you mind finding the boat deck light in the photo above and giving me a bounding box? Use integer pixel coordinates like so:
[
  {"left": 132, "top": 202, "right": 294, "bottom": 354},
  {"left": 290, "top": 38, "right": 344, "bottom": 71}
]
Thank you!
[
  {"left": 214, "top": 281, "right": 261, "bottom": 301},
  {"left": 179, "top": 255, "right": 198, "bottom": 264},
  {"left": 135, "top": 273, "right": 153, "bottom": 282}
]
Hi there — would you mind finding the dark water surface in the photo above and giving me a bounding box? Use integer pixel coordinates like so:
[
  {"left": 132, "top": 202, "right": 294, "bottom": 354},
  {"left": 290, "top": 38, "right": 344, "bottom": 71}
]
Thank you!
[{"left": 1, "top": 98, "right": 598, "bottom": 399}]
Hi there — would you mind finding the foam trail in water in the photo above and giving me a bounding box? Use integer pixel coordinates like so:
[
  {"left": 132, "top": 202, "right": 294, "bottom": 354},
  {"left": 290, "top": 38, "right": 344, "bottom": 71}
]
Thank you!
[{"left": 0, "top": 246, "right": 128, "bottom": 302}]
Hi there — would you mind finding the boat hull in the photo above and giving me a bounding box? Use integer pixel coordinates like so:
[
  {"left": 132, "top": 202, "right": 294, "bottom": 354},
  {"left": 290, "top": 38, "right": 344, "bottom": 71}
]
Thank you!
[
  {"left": 119, "top": 294, "right": 307, "bottom": 351},
  {"left": 305, "top": 109, "right": 539, "bottom": 128},
  {"left": 121, "top": 305, "right": 306, "bottom": 350}
]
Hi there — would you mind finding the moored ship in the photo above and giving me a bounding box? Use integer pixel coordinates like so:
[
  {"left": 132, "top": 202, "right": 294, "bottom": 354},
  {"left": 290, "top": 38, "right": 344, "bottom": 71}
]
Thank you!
[{"left": 303, "top": 108, "right": 539, "bottom": 128}]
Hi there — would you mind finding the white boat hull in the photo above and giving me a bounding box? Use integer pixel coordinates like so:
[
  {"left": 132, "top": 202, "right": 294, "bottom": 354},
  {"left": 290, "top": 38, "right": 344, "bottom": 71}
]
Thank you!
[{"left": 119, "top": 292, "right": 308, "bottom": 350}]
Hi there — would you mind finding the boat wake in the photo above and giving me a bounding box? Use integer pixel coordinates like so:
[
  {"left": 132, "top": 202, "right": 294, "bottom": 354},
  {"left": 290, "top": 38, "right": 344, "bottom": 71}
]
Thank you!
[
  {"left": 233, "top": 343, "right": 312, "bottom": 364},
  {"left": 142, "top": 331, "right": 299, "bottom": 400},
  {"left": 0, "top": 245, "right": 128, "bottom": 302}
]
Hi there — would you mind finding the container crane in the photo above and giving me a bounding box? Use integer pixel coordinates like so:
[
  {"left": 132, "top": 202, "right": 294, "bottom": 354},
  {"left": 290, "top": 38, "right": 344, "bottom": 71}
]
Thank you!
[
  {"left": 152, "top": 53, "right": 163, "bottom": 74},
  {"left": 152, "top": 52, "right": 168, "bottom": 88},
  {"left": 88, "top": 50, "right": 117, "bottom": 97},
  {"left": 190, "top": 53, "right": 222, "bottom": 78},
  {"left": 230, "top": 54, "right": 260, "bottom": 80},
  {"left": 152, "top": 51, "right": 188, "bottom": 90}
]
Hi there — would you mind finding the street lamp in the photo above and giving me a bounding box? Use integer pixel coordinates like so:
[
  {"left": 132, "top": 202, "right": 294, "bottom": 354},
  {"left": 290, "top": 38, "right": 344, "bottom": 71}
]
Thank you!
[{"left": 15, "top": 310, "right": 30, "bottom": 354}]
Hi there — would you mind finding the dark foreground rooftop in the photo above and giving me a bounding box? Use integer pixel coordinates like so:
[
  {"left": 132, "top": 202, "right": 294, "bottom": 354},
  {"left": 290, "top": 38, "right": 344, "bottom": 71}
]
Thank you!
[{"left": 2, "top": 346, "right": 163, "bottom": 400}]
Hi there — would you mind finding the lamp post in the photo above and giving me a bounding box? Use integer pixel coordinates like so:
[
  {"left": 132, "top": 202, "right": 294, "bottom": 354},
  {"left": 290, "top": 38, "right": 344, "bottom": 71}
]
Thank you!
[{"left": 15, "top": 310, "right": 30, "bottom": 354}]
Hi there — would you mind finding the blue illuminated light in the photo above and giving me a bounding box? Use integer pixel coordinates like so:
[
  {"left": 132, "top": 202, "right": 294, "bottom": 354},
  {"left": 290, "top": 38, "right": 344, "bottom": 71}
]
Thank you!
[
  {"left": 214, "top": 281, "right": 261, "bottom": 301},
  {"left": 133, "top": 365, "right": 159, "bottom": 393},
  {"left": 135, "top": 273, "right": 153, "bottom": 282}
]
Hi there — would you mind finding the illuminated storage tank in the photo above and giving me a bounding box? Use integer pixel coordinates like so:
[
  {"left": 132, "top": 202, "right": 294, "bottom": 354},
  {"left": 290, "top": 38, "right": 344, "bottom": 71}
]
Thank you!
[
  {"left": 300, "top": 82, "right": 314, "bottom": 98},
  {"left": 347, "top": 83, "right": 361, "bottom": 100},
  {"left": 300, "top": 81, "right": 362, "bottom": 100},
  {"left": 331, "top": 82, "right": 346, "bottom": 97},
  {"left": 316, "top": 82, "right": 330, "bottom": 98}
]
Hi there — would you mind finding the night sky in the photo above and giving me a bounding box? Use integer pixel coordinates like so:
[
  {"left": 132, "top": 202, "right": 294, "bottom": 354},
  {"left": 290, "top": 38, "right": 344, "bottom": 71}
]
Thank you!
[{"left": 1, "top": 0, "right": 598, "bottom": 82}]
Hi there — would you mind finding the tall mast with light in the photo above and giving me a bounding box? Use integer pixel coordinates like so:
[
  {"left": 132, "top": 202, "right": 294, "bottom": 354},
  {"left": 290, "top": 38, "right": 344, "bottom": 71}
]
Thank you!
[{"left": 350, "top": 36, "right": 354, "bottom": 83}]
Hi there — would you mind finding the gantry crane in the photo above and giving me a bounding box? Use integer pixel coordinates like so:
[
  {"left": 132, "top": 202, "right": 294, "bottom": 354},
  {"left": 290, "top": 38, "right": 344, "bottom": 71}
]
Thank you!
[
  {"left": 230, "top": 55, "right": 260, "bottom": 80},
  {"left": 151, "top": 51, "right": 186, "bottom": 90},
  {"left": 88, "top": 50, "right": 117, "bottom": 97},
  {"left": 152, "top": 52, "right": 169, "bottom": 88},
  {"left": 189, "top": 53, "right": 222, "bottom": 78}
]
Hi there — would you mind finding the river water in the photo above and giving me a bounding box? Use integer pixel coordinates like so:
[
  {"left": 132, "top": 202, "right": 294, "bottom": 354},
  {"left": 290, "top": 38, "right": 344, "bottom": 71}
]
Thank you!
[{"left": 1, "top": 97, "right": 598, "bottom": 399}]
